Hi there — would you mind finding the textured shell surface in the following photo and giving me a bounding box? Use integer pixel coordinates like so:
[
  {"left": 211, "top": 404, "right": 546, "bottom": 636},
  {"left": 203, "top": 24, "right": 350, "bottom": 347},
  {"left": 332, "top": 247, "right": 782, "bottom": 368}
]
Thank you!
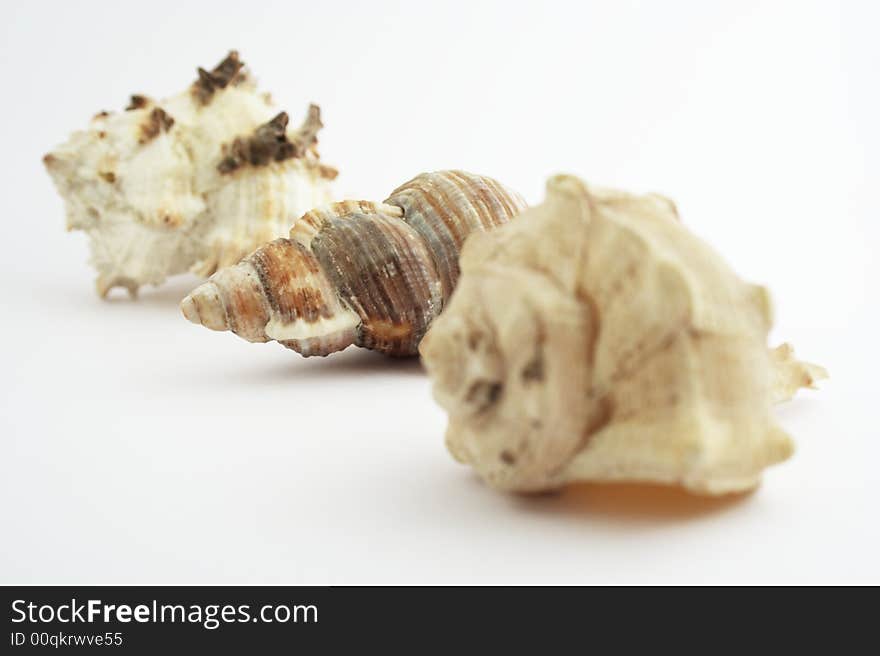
[
  {"left": 419, "top": 174, "right": 827, "bottom": 496},
  {"left": 43, "top": 51, "right": 337, "bottom": 297},
  {"left": 181, "top": 171, "right": 527, "bottom": 357}
]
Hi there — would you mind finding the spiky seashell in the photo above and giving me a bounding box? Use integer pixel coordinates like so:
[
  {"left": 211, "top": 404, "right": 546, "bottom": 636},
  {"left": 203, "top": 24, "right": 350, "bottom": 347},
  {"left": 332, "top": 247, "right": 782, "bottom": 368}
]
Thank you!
[
  {"left": 180, "top": 171, "right": 527, "bottom": 356},
  {"left": 43, "top": 51, "right": 337, "bottom": 297},
  {"left": 419, "top": 174, "right": 827, "bottom": 496}
]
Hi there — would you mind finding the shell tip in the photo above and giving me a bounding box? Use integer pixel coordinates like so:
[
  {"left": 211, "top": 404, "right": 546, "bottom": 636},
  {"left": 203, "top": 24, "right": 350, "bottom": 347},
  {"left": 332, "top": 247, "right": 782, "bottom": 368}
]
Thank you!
[
  {"left": 180, "top": 282, "right": 229, "bottom": 331},
  {"left": 180, "top": 293, "right": 200, "bottom": 324}
]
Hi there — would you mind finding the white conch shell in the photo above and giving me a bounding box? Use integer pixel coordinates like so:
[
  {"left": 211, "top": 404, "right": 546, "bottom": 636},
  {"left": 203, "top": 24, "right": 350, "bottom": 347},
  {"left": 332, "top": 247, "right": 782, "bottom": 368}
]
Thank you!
[
  {"left": 420, "top": 174, "right": 827, "bottom": 496},
  {"left": 43, "top": 51, "right": 337, "bottom": 297}
]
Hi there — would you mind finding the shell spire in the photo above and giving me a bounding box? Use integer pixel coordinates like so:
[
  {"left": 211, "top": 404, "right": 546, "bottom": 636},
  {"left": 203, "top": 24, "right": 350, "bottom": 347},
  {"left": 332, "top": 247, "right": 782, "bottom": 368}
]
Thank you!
[{"left": 181, "top": 171, "right": 527, "bottom": 357}]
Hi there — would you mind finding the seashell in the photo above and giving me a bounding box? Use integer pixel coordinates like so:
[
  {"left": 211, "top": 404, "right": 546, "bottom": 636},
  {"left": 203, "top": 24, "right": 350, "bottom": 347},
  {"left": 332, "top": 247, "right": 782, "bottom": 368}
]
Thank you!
[
  {"left": 43, "top": 51, "right": 337, "bottom": 298},
  {"left": 419, "top": 174, "right": 827, "bottom": 496},
  {"left": 180, "top": 171, "right": 527, "bottom": 356}
]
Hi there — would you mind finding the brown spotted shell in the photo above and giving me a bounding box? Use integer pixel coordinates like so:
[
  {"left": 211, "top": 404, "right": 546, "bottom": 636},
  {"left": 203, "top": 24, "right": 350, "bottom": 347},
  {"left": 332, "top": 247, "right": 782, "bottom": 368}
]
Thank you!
[
  {"left": 42, "top": 51, "right": 337, "bottom": 299},
  {"left": 181, "top": 171, "right": 527, "bottom": 356}
]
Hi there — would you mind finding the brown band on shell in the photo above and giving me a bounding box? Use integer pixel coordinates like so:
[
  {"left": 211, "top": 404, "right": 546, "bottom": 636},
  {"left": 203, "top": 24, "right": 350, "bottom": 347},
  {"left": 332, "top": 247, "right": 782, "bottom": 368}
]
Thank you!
[
  {"left": 249, "top": 238, "right": 334, "bottom": 324},
  {"left": 192, "top": 50, "right": 246, "bottom": 105},
  {"left": 386, "top": 171, "right": 527, "bottom": 302},
  {"left": 450, "top": 170, "right": 521, "bottom": 231},
  {"left": 482, "top": 174, "right": 523, "bottom": 220},
  {"left": 310, "top": 213, "right": 442, "bottom": 355},
  {"left": 138, "top": 107, "right": 174, "bottom": 144},
  {"left": 391, "top": 179, "right": 461, "bottom": 302},
  {"left": 290, "top": 200, "right": 403, "bottom": 248}
]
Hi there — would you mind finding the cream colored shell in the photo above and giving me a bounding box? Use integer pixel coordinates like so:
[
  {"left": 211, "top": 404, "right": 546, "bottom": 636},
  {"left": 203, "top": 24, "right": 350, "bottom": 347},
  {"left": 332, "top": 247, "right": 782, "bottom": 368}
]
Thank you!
[
  {"left": 420, "top": 175, "right": 826, "bottom": 495},
  {"left": 43, "top": 52, "right": 336, "bottom": 297}
]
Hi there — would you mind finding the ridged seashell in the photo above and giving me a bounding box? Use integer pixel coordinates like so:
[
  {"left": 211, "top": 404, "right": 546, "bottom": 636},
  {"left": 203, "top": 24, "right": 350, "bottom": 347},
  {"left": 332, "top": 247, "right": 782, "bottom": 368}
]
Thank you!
[
  {"left": 43, "top": 51, "right": 337, "bottom": 297},
  {"left": 419, "top": 174, "right": 827, "bottom": 496},
  {"left": 180, "top": 171, "right": 527, "bottom": 356}
]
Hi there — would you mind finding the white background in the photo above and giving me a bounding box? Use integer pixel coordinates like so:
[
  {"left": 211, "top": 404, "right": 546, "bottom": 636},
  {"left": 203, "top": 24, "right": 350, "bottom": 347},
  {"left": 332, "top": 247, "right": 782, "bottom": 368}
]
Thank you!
[{"left": 1, "top": 0, "right": 877, "bottom": 584}]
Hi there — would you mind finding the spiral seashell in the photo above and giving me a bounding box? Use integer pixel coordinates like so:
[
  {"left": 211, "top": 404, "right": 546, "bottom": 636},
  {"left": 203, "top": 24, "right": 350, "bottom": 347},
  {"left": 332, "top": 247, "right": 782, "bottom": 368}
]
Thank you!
[
  {"left": 43, "top": 51, "right": 337, "bottom": 298},
  {"left": 420, "top": 174, "right": 827, "bottom": 496},
  {"left": 181, "top": 171, "right": 527, "bottom": 356}
]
